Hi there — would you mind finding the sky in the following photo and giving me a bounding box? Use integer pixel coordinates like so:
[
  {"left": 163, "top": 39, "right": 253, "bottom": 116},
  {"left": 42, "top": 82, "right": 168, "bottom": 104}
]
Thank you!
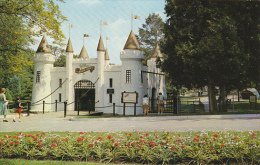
[{"left": 35, "top": 0, "right": 167, "bottom": 64}]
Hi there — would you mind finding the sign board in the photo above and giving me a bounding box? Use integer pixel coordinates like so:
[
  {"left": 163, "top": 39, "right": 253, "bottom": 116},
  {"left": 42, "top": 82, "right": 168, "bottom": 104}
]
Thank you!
[
  {"left": 121, "top": 92, "right": 138, "bottom": 104},
  {"left": 250, "top": 96, "right": 256, "bottom": 103},
  {"left": 107, "top": 89, "right": 114, "bottom": 94},
  {"left": 75, "top": 66, "right": 95, "bottom": 73}
]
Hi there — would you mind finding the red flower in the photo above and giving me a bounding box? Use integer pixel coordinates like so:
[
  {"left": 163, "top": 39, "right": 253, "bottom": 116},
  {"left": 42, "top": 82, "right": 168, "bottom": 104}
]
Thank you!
[
  {"left": 0, "top": 146, "right": 2, "bottom": 148},
  {"left": 140, "top": 135, "right": 143, "bottom": 138},
  {"left": 77, "top": 138, "right": 83, "bottom": 142},
  {"left": 51, "top": 143, "right": 56, "bottom": 147},
  {"left": 181, "top": 145, "right": 185, "bottom": 148},
  {"left": 214, "top": 134, "right": 218, "bottom": 137},
  {"left": 156, "top": 135, "right": 160, "bottom": 138},
  {"left": 221, "top": 143, "right": 225, "bottom": 147},
  {"left": 204, "top": 148, "right": 206, "bottom": 150},
  {"left": 114, "top": 142, "right": 119, "bottom": 146},
  {"left": 107, "top": 135, "right": 112, "bottom": 139},
  {"left": 97, "top": 136, "right": 103, "bottom": 140},
  {"left": 176, "top": 139, "right": 181, "bottom": 142},
  {"left": 196, "top": 135, "right": 200, "bottom": 138},
  {"left": 125, "top": 133, "right": 128, "bottom": 135},
  {"left": 234, "top": 136, "right": 238, "bottom": 140},
  {"left": 10, "top": 142, "right": 14, "bottom": 146},
  {"left": 252, "top": 132, "right": 256, "bottom": 136},
  {"left": 38, "top": 142, "right": 42, "bottom": 147},
  {"left": 138, "top": 145, "right": 142, "bottom": 148},
  {"left": 24, "top": 134, "right": 28, "bottom": 137},
  {"left": 89, "top": 143, "right": 94, "bottom": 147},
  {"left": 132, "top": 141, "right": 136, "bottom": 146},
  {"left": 15, "top": 141, "right": 19, "bottom": 144},
  {"left": 127, "top": 143, "right": 130, "bottom": 146},
  {"left": 52, "top": 139, "right": 56, "bottom": 142},
  {"left": 213, "top": 137, "right": 217, "bottom": 141},
  {"left": 166, "top": 131, "right": 170, "bottom": 134},
  {"left": 84, "top": 138, "right": 88, "bottom": 141},
  {"left": 0, "top": 142, "right": 3, "bottom": 145},
  {"left": 145, "top": 133, "right": 149, "bottom": 136},
  {"left": 36, "top": 133, "right": 40, "bottom": 136},
  {"left": 150, "top": 141, "right": 155, "bottom": 147},
  {"left": 166, "top": 140, "right": 169, "bottom": 143},
  {"left": 13, "top": 136, "right": 17, "bottom": 139},
  {"left": 112, "top": 139, "right": 115, "bottom": 142},
  {"left": 34, "top": 137, "right": 38, "bottom": 141},
  {"left": 171, "top": 146, "right": 175, "bottom": 150},
  {"left": 248, "top": 143, "right": 251, "bottom": 146},
  {"left": 129, "top": 133, "right": 132, "bottom": 136},
  {"left": 203, "top": 142, "right": 206, "bottom": 145},
  {"left": 210, "top": 147, "right": 214, "bottom": 150}
]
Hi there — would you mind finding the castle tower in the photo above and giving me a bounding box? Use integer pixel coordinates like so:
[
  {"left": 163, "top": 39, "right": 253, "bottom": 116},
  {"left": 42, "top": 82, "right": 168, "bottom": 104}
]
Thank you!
[
  {"left": 79, "top": 45, "right": 89, "bottom": 59},
  {"left": 31, "top": 36, "right": 55, "bottom": 111},
  {"left": 65, "top": 38, "right": 74, "bottom": 110},
  {"left": 147, "top": 43, "right": 166, "bottom": 99},
  {"left": 104, "top": 48, "right": 110, "bottom": 66},
  {"left": 96, "top": 36, "right": 106, "bottom": 111},
  {"left": 120, "top": 30, "right": 144, "bottom": 115}
]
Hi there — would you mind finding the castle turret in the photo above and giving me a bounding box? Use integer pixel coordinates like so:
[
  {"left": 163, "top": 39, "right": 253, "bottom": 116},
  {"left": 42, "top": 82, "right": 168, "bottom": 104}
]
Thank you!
[
  {"left": 65, "top": 38, "right": 74, "bottom": 110},
  {"left": 96, "top": 36, "right": 106, "bottom": 111},
  {"left": 120, "top": 30, "right": 144, "bottom": 115},
  {"left": 104, "top": 48, "right": 110, "bottom": 66},
  {"left": 31, "top": 36, "right": 55, "bottom": 111},
  {"left": 79, "top": 45, "right": 89, "bottom": 59}
]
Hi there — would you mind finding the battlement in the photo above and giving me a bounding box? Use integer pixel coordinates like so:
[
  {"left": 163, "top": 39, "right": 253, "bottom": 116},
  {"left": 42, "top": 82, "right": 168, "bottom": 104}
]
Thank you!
[
  {"left": 33, "top": 53, "right": 55, "bottom": 64},
  {"left": 120, "top": 49, "right": 144, "bottom": 60}
]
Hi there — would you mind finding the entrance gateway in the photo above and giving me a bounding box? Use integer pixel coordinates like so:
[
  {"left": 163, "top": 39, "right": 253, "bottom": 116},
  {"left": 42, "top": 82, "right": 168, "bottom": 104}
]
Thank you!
[{"left": 74, "top": 80, "right": 95, "bottom": 111}]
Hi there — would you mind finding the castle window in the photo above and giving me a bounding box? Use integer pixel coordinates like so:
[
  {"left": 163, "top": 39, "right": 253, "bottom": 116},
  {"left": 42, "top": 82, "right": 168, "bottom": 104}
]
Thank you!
[
  {"left": 36, "top": 71, "right": 41, "bottom": 83},
  {"left": 126, "top": 70, "right": 131, "bottom": 83},
  {"left": 59, "top": 79, "right": 62, "bottom": 87},
  {"left": 59, "top": 93, "right": 62, "bottom": 102},
  {"left": 109, "top": 78, "right": 113, "bottom": 88}
]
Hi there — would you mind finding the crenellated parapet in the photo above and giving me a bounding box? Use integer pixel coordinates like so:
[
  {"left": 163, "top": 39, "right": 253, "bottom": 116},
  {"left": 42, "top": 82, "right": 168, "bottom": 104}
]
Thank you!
[
  {"left": 33, "top": 53, "right": 55, "bottom": 64},
  {"left": 120, "top": 50, "right": 144, "bottom": 61}
]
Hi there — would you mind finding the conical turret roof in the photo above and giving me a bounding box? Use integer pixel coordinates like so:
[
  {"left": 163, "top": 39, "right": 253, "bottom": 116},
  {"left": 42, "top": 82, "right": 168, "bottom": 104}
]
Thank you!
[
  {"left": 97, "top": 36, "right": 105, "bottom": 51},
  {"left": 79, "top": 45, "right": 89, "bottom": 58},
  {"left": 66, "top": 38, "right": 74, "bottom": 53},
  {"left": 123, "top": 30, "right": 140, "bottom": 50},
  {"left": 151, "top": 43, "right": 162, "bottom": 58},
  {"left": 105, "top": 48, "right": 110, "bottom": 60},
  {"left": 36, "top": 36, "right": 52, "bottom": 53}
]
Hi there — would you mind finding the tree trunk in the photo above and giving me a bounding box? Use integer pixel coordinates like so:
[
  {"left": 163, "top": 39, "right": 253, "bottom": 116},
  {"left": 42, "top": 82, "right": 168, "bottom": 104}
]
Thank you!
[
  {"left": 208, "top": 80, "right": 218, "bottom": 113},
  {"left": 218, "top": 85, "right": 227, "bottom": 112},
  {"left": 237, "top": 89, "right": 240, "bottom": 102}
]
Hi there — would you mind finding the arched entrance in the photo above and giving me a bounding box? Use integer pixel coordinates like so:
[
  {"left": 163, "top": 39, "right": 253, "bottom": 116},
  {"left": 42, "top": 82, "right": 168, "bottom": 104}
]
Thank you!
[{"left": 74, "top": 80, "right": 95, "bottom": 111}]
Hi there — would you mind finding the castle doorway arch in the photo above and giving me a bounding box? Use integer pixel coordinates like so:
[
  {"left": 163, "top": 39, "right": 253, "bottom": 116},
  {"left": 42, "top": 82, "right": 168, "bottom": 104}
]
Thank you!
[{"left": 74, "top": 80, "right": 95, "bottom": 111}]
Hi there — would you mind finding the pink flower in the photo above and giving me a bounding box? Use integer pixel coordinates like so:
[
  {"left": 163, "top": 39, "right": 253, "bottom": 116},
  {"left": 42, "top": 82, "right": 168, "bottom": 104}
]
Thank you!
[
  {"left": 210, "top": 147, "right": 214, "bottom": 150},
  {"left": 176, "top": 139, "right": 181, "bottom": 142},
  {"left": 203, "top": 142, "right": 207, "bottom": 145},
  {"left": 171, "top": 146, "right": 175, "bottom": 150},
  {"left": 140, "top": 135, "right": 143, "bottom": 138},
  {"left": 156, "top": 135, "right": 160, "bottom": 138},
  {"left": 145, "top": 133, "right": 149, "bottom": 136},
  {"left": 112, "top": 139, "right": 115, "bottom": 142},
  {"left": 138, "top": 145, "right": 142, "bottom": 148},
  {"left": 125, "top": 133, "right": 128, "bottom": 135}
]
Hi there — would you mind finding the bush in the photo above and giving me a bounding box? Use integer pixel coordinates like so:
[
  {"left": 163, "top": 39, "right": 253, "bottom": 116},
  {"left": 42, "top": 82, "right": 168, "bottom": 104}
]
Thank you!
[{"left": 0, "top": 131, "right": 259, "bottom": 164}]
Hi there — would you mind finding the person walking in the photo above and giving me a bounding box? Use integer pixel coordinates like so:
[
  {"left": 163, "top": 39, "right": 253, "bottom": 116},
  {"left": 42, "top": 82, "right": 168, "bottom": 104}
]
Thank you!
[
  {"left": 157, "top": 92, "right": 164, "bottom": 115},
  {"left": 13, "top": 96, "right": 23, "bottom": 122},
  {"left": 142, "top": 94, "right": 150, "bottom": 116},
  {"left": 0, "top": 88, "right": 9, "bottom": 122}
]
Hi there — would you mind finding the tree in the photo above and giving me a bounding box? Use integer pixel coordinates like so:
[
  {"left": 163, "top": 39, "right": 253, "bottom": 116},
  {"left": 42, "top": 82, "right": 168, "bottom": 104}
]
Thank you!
[
  {"left": 0, "top": 0, "right": 67, "bottom": 100},
  {"left": 162, "top": 0, "right": 259, "bottom": 112},
  {"left": 138, "top": 13, "right": 164, "bottom": 65}
]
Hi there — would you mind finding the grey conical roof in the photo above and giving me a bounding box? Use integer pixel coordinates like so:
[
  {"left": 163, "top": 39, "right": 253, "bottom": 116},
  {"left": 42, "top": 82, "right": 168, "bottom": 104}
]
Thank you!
[
  {"left": 36, "top": 36, "right": 52, "bottom": 53},
  {"left": 123, "top": 30, "right": 140, "bottom": 50},
  {"left": 79, "top": 45, "right": 89, "bottom": 58},
  {"left": 66, "top": 38, "right": 74, "bottom": 53},
  {"left": 97, "top": 36, "right": 105, "bottom": 51}
]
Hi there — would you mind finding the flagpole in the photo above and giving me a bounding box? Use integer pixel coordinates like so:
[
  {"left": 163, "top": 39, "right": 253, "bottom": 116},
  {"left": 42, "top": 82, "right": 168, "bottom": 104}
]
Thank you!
[
  {"left": 100, "top": 21, "right": 102, "bottom": 36},
  {"left": 83, "top": 35, "right": 84, "bottom": 45},
  {"left": 131, "top": 14, "right": 133, "bottom": 30},
  {"left": 69, "top": 23, "right": 70, "bottom": 38}
]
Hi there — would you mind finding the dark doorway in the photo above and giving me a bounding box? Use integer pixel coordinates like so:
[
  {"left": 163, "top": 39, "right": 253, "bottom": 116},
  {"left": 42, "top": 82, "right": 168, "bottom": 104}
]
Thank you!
[
  {"left": 74, "top": 80, "right": 95, "bottom": 111},
  {"left": 151, "top": 87, "right": 157, "bottom": 112}
]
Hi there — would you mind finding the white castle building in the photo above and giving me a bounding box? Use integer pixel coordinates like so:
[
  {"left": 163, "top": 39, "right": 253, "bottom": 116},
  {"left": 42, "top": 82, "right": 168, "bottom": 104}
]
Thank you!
[{"left": 31, "top": 30, "right": 166, "bottom": 115}]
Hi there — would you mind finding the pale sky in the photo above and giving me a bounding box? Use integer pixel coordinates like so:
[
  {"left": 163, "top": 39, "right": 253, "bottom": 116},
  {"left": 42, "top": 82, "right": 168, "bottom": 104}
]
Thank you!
[{"left": 36, "top": 0, "right": 167, "bottom": 64}]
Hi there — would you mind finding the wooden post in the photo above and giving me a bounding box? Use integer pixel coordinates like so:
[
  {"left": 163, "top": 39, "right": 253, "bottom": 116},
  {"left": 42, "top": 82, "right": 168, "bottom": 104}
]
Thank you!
[
  {"left": 64, "top": 101, "right": 67, "bottom": 118},
  {"left": 55, "top": 100, "right": 57, "bottom": 112},
  {"left": 27, "top": 101, "right": 30, "bottom": 116},
  {"left": 43, "top": 101, "right": 45, "bottom": 114},
  {"left": 123, "top": 103, "right": 125, "bottom": 116},
  {"left": 77, "top": 100, "right": 80, "bottom": 116},
  {"left": 134, "top": 103, "right": 136, "bottom": 116},
  {"left": 113, "top": 103, "right": 115, "bottom": 116}
]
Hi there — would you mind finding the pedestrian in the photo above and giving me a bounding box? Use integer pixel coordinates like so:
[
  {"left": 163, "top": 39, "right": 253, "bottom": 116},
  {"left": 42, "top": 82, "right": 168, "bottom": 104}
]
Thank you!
[
  {"left": 13, "top": 96, "right": 23, "bottom": 122},
  {"left": 157, "top": 92, "right": 164, "bottom": 115},
  {"left": 142, "top": 94, "right": 150, "bottom": 116},
  {"left": 0, "top": 88, "right": 9, "bottom": 122}
]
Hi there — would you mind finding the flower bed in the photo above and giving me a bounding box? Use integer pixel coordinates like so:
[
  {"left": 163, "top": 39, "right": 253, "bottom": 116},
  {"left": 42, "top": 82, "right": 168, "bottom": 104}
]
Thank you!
[{"left": 0, "top": 131, "right": 259, "bottom": 164}]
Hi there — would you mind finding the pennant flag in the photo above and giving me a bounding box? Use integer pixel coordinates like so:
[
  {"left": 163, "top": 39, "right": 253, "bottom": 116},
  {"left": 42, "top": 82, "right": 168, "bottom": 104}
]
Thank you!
[
  {"left": 84, "top": 34, "right": 90, "bottom": 37},
  {"left": 101, "top": 21, "right": 108, "bottom": 25},
  {"left": 132, "top": 14, "right": 140, "bottom": 19},
  {"left": 69, "top": 23, "right": 73, "bottom": 27},
  {"left": 106, "top": 37, "right": 109, "bottom": 40}
]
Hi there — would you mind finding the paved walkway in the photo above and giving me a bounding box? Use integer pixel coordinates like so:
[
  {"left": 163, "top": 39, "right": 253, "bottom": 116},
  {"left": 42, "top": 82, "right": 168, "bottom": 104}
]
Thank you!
[{"left": 1, "top": 111, "right": 259, "bottom": 132}]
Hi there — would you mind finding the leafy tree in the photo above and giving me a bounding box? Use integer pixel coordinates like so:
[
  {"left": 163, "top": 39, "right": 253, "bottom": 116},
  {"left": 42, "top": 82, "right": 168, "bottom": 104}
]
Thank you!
[
  {"left": 138, "top": 13, "right": 164, "bottom": 65},
  {"left": 162, "top": 0, "right": 259, "bottom": 112}
]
